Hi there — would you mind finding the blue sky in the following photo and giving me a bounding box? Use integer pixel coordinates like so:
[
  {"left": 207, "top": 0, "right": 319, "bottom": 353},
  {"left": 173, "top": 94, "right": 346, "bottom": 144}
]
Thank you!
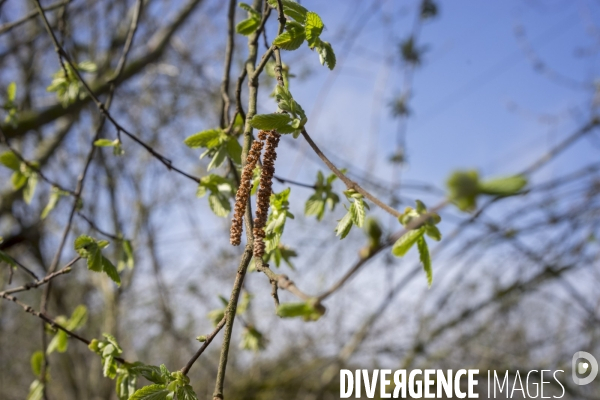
[{"left": 266, "top": 0, "right": 600, "bottom": 194}]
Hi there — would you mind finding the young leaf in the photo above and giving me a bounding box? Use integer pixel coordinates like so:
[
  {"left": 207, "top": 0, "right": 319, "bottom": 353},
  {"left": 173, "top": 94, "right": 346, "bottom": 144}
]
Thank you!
[
  {"left": 94, "top": 139, "right": 116, "bottom": 147},
  {"left": 276, "top": 300, "right": 325, "bottom": 321},
  {"left": 27, "top": 380, "right": 44, "bottom": 400},
  {"left": 130, "top": 364, "right": 168, "bottom": 385},
  {"left": 176, "top": 385, "right": 199, "bottom": 400},
  {"left": 240, "top": 326, "right": 266, "bottom": 352},
  {"left": 268, "top": 0, "right": 309, "bottom": 22},
  {"left": 446, "top": 170, "right": 479, "bottom": 212},
  {"left": 102, "top": 257, "right": 121, "bottom": 286},
  {"left": 208, "top": 192, "right": 231, "bottom": 217},
  {"left": 391, "top": 227, "right": 425, "bottom": 257},
  {"left": 417, "top": 236, "right": 433, "bottom": 287},
  {"left": 23, "top": 172, "right": 38, "bottom": 204},
  {"left": 351, "top": 199, "right": 365, "bottom": 227},
  {"left": 478, "top": 175, "right": 527, "bottom": 196},
  {"left": 66, "top": 305, "right": 88, "bottom": 331},
  {"left": 305, "top": 12, "right": 324, "bottom": 48},
  {"left": 250, "top": 113, "right": 292, "bottom": 131},
  {"left": 207, "top": 146, "right": 227, "bottom": 171},
  {"left": 273, "top": 22, "right": 306, "bottom": 51},
  {"left": 116, "top": 369, "right": 137, "bottom": 400},
  {"left": 316, "top": 41, "right": 336, "bottom": 70},
  {"left": 335, "top": 211, "right": 353, "bottom": 239},
  {"left": 7, "top": 82, "right": 17, "bottom": 101},
  {"left": 226, "top": 138, "right": 242, "bottom": 164},
  {"left": 129, "top": 384, "right": 170, "bottom": 400},
  {"left": 184, "top": 129, "right": 222, "bottom": 149},
  {"left": 30, "top": 351, "right": 44, "bottom": 376},
  {"left": 0, "top": 151, "right": 20, "bottom": 171},
  {"left": 236, "top": 18, "right": 260, "bottom": 36}
]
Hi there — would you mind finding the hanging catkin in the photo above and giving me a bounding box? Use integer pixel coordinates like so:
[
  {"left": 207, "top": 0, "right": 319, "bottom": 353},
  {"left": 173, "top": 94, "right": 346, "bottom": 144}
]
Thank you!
[
  {"left": 230, "top": 133, "right": 265, "bottom": 246},
  {"left": 253, "top": 130, "right": 281, "bottom": 259}
]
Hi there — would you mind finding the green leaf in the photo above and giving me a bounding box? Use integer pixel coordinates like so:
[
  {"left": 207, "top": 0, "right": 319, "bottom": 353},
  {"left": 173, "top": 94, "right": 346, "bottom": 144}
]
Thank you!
[
  {"left": 226, "top": 138, "right": 242, "bottom": 164},
  {"left": 48, "top": 330, "right": 68, "bottom": 353},
  {"left": 335, "top": 211, "right": 353, "bottom": 239},
  {"left": 208, "top": 308, "right": 225, "bottom": 326},
  {"left": 240, "top": 326, "right": 266, "bottom": 352},
  {"left": 305, "top": 12, "right": 324, "bottom": 48},
  {"left": 446, "top": 170, "right": 479, "bottom": 212},
  {"left": 23, "top": 172, "right": 38, "bottom": 204},
  {"left": 7, "top": 82, "right": 16, "bottom": 101},
  {"left": 77, "top": 61, "right": 97, "bottom": 73},
  {"left": 0, "top": 151, "right": 20, "bottom": 171},
  {"left": 30, "top": 351, "right": 44, "bottom": 376},
  {"left": 41, "top": 187, "right": 66, "bottom": 220},
  {"left": 103, "top": 355, "right": 117, "bottom": 379},
  {"left": 130, "top": 384, "right": 170, "bottom": 400},
  {"left": 478, "top": 175, "right": 527, "bottom": 196},
  {"left": 273, "top": 23, "right": 306, "bottom": 51},
  {"left": 417, "top": 236, "right": 433, "bottom": 287},
  {"left": 66, "top": 305, "right": 87, "bottom": 331},
  {"left": 208, "top": 192, "right": 231, "bottom": 217},
  {"left": 316, "top": 41, "right": 336, "bottom": 70},
  {"left": 102, "top": 256, "right": 121, "bottom": 286},
  {"left": 269, "top": 0, "right": 308, "bottom": 22},
  {"left": 116, "top": 370, "right": 137, "bottom": 400},
  {"left": 276, "top": 300, "right": 325, "bottom": 321},
  {"left": 425, "top": 224, "right": 442, "bottom": 241},
  {"left": 207, "top": 146, "right": 227, "bottom": 171},
  {"left": 304, "top": 196, "right": 325, "bottom": 219},
  {"left": 11, "top": 171, "right": 28, "bottom": 189},
  {"left": 237, "top": 292, "right": 252, "bottom": 315},
  {"left": 183, "top": 129, "right": 222, "bottom": 149},
  {"left": 351, "top": 199, "right": 365, "bottom": 227},
  {"left": 94, "top": 139, "right": 116, "bottom": 147},
  {"left": 249, "top": 113, "right": 292, "bottom": 131},
  {"left": 27, "top": 380, "right": 44, "bottom": 400},
  {"left": 391, "top": 227, "right": 425, "bottom": 257},
  {"left": 236, "top": 18, "right": 260, "bottom": 36},
  {"left": 130, "top": 364, "right": 167, "bottom": 385},
  {"left": 117, "top": 239, "right": 134, "bottom": 271},
  {"left": 88, "top": 246, "right": 103, "bottom": 272},
  {"left": 239, "top": 2, "right": 260, "bottom": 16},
  {"left": 176, "top": 384, "right": 199, "bottom": 400}
]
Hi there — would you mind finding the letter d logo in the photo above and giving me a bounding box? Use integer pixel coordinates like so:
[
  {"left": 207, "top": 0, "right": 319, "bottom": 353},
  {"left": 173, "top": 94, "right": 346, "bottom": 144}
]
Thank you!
[{"left": 572, "top": 351, "right": 598, "bottom": 386}]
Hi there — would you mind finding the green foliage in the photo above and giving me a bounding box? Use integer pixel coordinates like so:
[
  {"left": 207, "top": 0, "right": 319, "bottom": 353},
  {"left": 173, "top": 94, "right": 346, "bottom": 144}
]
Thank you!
[
  {"left": 277, "top": 299, "right": 325, "bottom": 321},
  {"left": 262, "top": 188, "right": 297, "bottom": 268},
  {"left": 268, "top": 0, "right": 308, "bottom": 22},
  {"left": 47, "top": 305, "right": 87, "bottom": 354},
  {"left": 360, "top": 217, "right": 383, "bottom": 258},
  {"left": 446, "top": 170, "right": 528, "bottom": 211},
  {"left": 250, "top": 86, "right": 307, "bottom": 137},
  {"left": 305, "top": 171, "right": 340, "bottom": 221},
  {"left": 129, "top": 367, "right": 198, "bottom": 400},
  {"left": 116, "top": 367, "right": 137, "bottom": 400},
  {"left": 196, "top": 174, "right": 235, "bottom": 217},
  {"left": 184, "top": 128, "right": 242, "bottom": 169},
  {"left": 46, "top": 61, "right": 97, "bottom": 107},
  {"left": 0, "top": 150, "right": 39, "bottom": 204},
  {"left": 240, "top": 325, "right": 267, "bottom": 352},
  {"left": 273, "top": 21, "right": 306, "bottom": 51},
  {"left": 392, "top": 200, "right": 441, "bottom": 287},
  {"left": 334, "top": 190, "right": 369, "bottom": 239},
  {"left": 117, "top": 239, "right": 135, "bottom": 272},
  {"left": 304, "top": 12, "right": 324, "bottom": 48},
  {"left": 268, "top": 1, "right": 336, "bottom": 69},
  {"left": 74, "top": 235, "right": 121, "bottom": 285},
  {"left": 94, "top": 138, "right": 124, "bottom": 156},
  {"left": 88, "top": 333, "right": 123, "bottom": 379},
  {"left": 27, "top": 380, "right": 44, "bottom": 400},
  {"left": 30, "top": 351, "right": 44, "bottom": 376},
  {"left": 3, "top": 82, "right": 18, "bottom": 127},
  {"left": 236, "top": 3, "right": 261, "bottom": 36},
  {"left": 41, "top": 186, "right": 70, "bottom": 219}
]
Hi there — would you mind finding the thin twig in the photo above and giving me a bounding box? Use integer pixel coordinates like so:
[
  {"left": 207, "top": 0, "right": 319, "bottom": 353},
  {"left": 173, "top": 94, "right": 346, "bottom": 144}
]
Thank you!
[
  {"left": 181, "top": 317, "right": 226, "bottom": 375},
  {"left": 1, "top": 257, "right": 79, "bottom": 296}
]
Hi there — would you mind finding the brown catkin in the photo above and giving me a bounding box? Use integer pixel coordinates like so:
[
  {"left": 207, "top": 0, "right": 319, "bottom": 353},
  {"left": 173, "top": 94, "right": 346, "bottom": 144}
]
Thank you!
[
  {"left": 230, "top": 133, "right": 265, "bottom": 246},
  {"left": 253, "top": 130, "right": 281, "bottom": 259}
]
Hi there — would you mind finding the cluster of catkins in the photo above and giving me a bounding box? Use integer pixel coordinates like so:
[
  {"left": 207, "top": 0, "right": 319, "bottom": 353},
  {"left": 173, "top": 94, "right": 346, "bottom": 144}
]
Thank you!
[{"left": 230, "top": 130, "right": 281, "bottom": 261}]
